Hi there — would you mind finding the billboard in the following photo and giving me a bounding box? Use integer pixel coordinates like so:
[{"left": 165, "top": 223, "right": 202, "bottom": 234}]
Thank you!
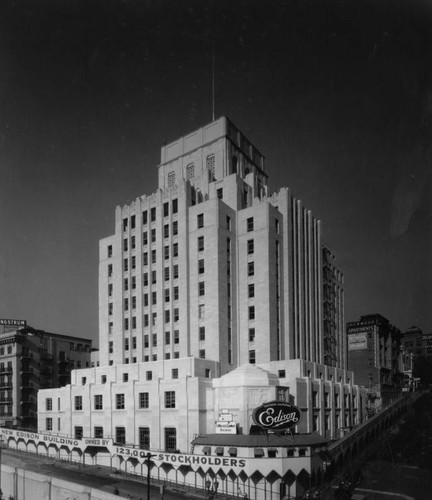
[
  {"left": 252, "top": 401, "right": 300, "bottom": 430},
  {"left": 0, "top": 319, "right": 26, "bottom": 327},
  {"left": 348, "top": 332, "right": 368, "bottom": 351}
]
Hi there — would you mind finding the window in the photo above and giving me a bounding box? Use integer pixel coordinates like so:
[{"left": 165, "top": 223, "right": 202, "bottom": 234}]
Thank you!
[
  {"left": 249, "top": 328, "right": 255, "bottom": 342},
  {"left": 248, "top": 261, "right": 255, "bottom": 276},
  {"left": 94, "top": 395, "right": 103, "bottom": 410},
  {"left": 164, "top": 224, "right": 169, "bottom": 238},
  {"left": 143, "top": 252, "right": 148, "bottom": 266},
  {"left": 165, "top": 267, "right": 170, "bottom": 281},
  {"left": 146, "top": 371, "right": 152, "bottom": 381},
  {"left": 152, "top": 291, "right": 157, "bottom": 305},
  {"left": 151, "top": 207, "right": 156, "bottom": 222},
  {"left": 152, "top": 270, "right": 156, "bottom": 284},
  {"left": 143, "top": 231, "right": 148, "bottom": 245},
  {"left": 186, "top": 163, "right": 194, "bottom": 179},
  {"left": 173, "top": 220, "right": 178, "bottom": 235},
  {"left": 132, "top": 336, "right": 137, "bottom": 349},
  {"left": 174, "top": 308, "right": 179, "bottom": 322},
  {"left": 217, "top": 188, "right": 223, "bottom": 199},
  {"left": 198, "top": 259, "right": 205, "bottom": 274},
  {"left": 131, "top": 256, "right": 136, "bottom": 269},
  {"left": 197, "top": 213, "right": 204, "bottom": 228},
  {"left": 199, "top": 281, "right": 205, "bottom": 296},
  {"left": 247, "top": 239, "right": 254, "bottom": 254},
  {"left": 94, "top": 426, "right": 103, "bottom": 438},
  {"left": 123, "top": 373, "right": 129, "bottom": 382},
  {"left": 151, "top": 228, "right": 156, "bottom": 242},
  {"left": 124, "top": 318, "right": 129, "bottom": 331},
  {"left": 172, "top": 198, "right": 178, "bottom": 213},
  {"left": 81, "top": 377, "right": 87, "bottom": 385},
  {"left": 46, "top": 398, "right": 52, "bottom": 411},
  {"left": 116, "top": 394, "right": 125, "bottom": 410},
  {"left": 198, "top": 236, "right": 204, "bottom": 252},
  {"left": 116, "top": 427, "right": 126, "bottom": 445},
  {"left": 143, "top": 273, "right": 149, "bottom": 287},
  {"left": 123, "top": 258, "right": 128, "bottom": 272},
  {"left": 206, "top": 154, "right": 215, "bottom": 178},
  {"left": 108, "top": 264, "right": 113, "bottom": 277},
  {"left": 249, "top": 306, "right": 255, "bottom": 320},
  {"left": 165, "top": 289, "right": 170, "bottom": 303},
  {"left": 205, "top": 368, "right": 211, "bottom": 378},
  {"left": 46, "top": 417, "right": 52, "bottom": 431},
  {"left": 131, "top": 235, "right": 135, "bottom": 249},
  {"left": 75, "top": 426, "right": 83, "bottom": 439},
  {"left": 151, "top": 249, "right": 156, "bottom": 264},
  {"left": 173, "top": 264, "right": 178, "bottom": 279},
  {"left": 165, "top": 427, "right": 177, "bottom": 452},
  {"left": 248, "top": 283, "right": 255, "bottom": 298},
  {"left": 163, "top": 202, "right": 169, "bottom": 217},
  {"left": 165, "top": 310, "right": 170, "bottom": 323},
  {"left": 108, "top": 245, "right": 113, "bottom": 258},
  {"left": 152, "top": 312, "right": 157, "bottom": 325},
  {"left": 138, "top": 427, "right": 150, "bottom": 450},
  {"left": 109, "top": 341, "right": 113, "bottom": 353},
  {"left": 172, "top": 242, "right": 178, "bottom": 257},
  {"left": 199, "top": 349, "right": 205, "bottom": 359},
  {"left": 165, "top": 391, "right": 176, "bottom": 408},
  {"left": 142, "top": 210, "right": 148, "bottom": 225},
  {"left": 199, "top": 304, "right": 205, "bottom": 319},
  {"left": 249, "top": 350, "right": 256, "bottom": 364},
  {"left": 174, "top": 286, "right": 179, "bottom": 301},
  {"left": 74, "top": 396, "right": 82, "bottom": 411},
  {"left": 247, "top": 217, "right": 254, "bottom": 232},
  {"left": 139, "top": 392, "right": 149, "bottom": 409},
  {"left": 278, "top": 370, "right": 286, "bottom": 378},
  {"left": 123, "top": 238, "right": 128, "bottom": 252},
  {"left": 172, "top": 368, "right": 178, "bottom": 379},
  {"left": 123, "top": 218, "right": 128, "bottom": 231},
  {"left": 167, "top": 171, "right": 176, "bottom": 187},
  {"left": 199, "top": 326, "right": 206, "bottom": 341},
  {"left": 226, "top": 215, "right": 231, "bottom": 231},
  {"left": 165, "top": 331, "right": 170, "bottom": 344},
  {"left": 131, "top": 215, "right": 135, "bottom": 229},
  {"left": 174, "top": 330, "right": 179, "bottom": 344},
  {"left": 101, "top": 375, "right": 107, "bottom": 384},
  {"left": 164, "top": 245, "right": 169, "bottom": 260}
]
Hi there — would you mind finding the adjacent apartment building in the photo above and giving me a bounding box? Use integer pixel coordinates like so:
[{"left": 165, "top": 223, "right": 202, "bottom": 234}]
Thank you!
[{"left": 0, "top": 324, "right": 92, "bottom": 429}]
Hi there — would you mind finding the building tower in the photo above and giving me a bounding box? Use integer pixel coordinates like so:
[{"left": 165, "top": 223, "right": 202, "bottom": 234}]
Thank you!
[{"left": 98, "top": 117, "right": 345, "bottom": 374}]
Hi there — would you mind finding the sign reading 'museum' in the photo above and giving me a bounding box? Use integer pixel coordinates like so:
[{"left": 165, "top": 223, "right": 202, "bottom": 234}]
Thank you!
[{"left": 252, "top": 401, "right": 300, "bottom": 430}]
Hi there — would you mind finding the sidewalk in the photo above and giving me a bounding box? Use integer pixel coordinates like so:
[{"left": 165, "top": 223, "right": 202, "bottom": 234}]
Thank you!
[{"left": 1, "top": 447, "right": 228, "bottom": 500}]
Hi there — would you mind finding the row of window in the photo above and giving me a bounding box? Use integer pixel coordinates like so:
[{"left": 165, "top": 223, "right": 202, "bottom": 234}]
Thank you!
[
  {"left": 72, "top": 391, "right": 176, "bottom": 411},
  {"left": 0, "top": 346, "right": 13, "bottom": 356},
  {"left": 120, "top": 200, "right": 179, "bottom": 234}
]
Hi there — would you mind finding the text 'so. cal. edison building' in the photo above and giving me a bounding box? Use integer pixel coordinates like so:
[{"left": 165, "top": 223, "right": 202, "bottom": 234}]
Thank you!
[{"left": 37, "top": 117, "right": 364, "bottom": 499}]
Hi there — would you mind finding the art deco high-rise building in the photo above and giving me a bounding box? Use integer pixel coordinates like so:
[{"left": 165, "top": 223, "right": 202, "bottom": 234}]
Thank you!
[{"left": 98, "top": 117, "right": 344, "bottom": 374}]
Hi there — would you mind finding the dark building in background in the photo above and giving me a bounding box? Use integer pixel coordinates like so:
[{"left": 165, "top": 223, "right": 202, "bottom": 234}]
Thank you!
[
  {"left": 401, "top": 326, "right": 432, "bottom": 357},
  {"left": 347, "top": 314, "right": 403, "bottom": 412},
  {"left": 0, "top": 325, "right": 92, "bottom": 429}
]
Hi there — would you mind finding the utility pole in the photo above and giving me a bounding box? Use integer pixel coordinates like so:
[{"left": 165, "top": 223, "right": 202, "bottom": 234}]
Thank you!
[{"left": 144, "top": 452, "right": 156, "bottom": 500}]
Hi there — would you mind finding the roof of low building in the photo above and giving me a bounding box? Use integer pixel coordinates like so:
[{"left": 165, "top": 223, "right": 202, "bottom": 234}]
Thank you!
[{"left": 192, "top": 432, "right": 328, "bottom": 448}]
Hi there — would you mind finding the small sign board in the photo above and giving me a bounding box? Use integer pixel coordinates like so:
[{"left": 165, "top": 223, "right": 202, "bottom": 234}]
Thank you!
[
  {"left": 0, "top": 319, "right": 26, "bottom": 327},
  {"left": 252, "top": 401, "right": 300, "bottom": 430},
  {"left": 215, "top": 422, "right": 237, "bottom": 434},
  {"left": 218, "top": 413, "right": 233, "bottom": 422}
]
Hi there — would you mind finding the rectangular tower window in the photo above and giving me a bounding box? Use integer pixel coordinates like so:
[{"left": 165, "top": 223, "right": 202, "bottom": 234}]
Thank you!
[
  {"left": 151, "top": 207, "right": 156, "bottom": 222},
  {"left": 116, "top": 394, "right": 125, "bottom": 409},
  {"left": 198, "top": 236, "right": 204, "bottom": 251},
  {"left": 165, "top": 427, "right": 177, "bottom": 452},
  {"left": 163, "top": 202, "right": 169, "bottom": 217},
  {"left": 172, "top": 199, "right": 178, "bottom": 213},
  {"left": 94, "top": 426, "right": 104, "bottom": 438},
  {"left": 139, "top": 392, "right": 149, "bottom": 409},
  {"left": 139, "top": 427, "right": 150, "bottom": 449},
  {"left": 247, "top": 217, "right": 254, "bottom": 232},
  {"left": 94, "top": 395, "right": 103, "bottom": 410},
  {"left": 247, "top": 239, "right": 254, "bottom": 254},
  {"left": 165, "top": 391, "right": 176, "bottom": 408},
  {"left": 199, "top": 281, "right": 205, "bottom": 296},
  {"left": 197, "top": 213, "right": 204, "bottom": 228},
  {"left": 248, "top": 283, "right": 255, "bottom": 298},
  {"left": 199, "top": 326, "right": 205, "bottom": 341},
  {"left": 173, "top": 220, "right": 178, "bottom": 235},
  {"left": 142, "top": 210, "right": 148, "bottom": 225}
]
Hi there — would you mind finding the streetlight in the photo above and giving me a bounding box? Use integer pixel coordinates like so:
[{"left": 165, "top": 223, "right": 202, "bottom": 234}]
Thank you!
[{"left": 144, "top": 452, "right": 156, "bottom": 500}]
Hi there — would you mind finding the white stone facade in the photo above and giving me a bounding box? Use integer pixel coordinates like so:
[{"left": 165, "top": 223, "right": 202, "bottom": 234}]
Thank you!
[{"left": 98, "top": 116, "right": 345, "bottom": 375}]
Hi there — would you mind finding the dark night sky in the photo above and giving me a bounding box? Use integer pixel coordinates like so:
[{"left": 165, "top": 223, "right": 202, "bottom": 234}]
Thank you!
[{"left": 1, "top": 0, "right": 432, "bottom": 344}]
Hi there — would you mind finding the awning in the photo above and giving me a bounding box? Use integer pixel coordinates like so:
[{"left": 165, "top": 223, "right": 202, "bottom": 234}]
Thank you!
[
  {"left": 215, "top": 446, "right": 223, "bottom": 454},
  {"left": 228, "top": 447, "right": 237, "bottom": 455},
  {"left": 254, "top": 448, "right": 264, "bottom": 457},
  {"left": 202, "top": 446, "right": 211, "bottom": 454}
]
